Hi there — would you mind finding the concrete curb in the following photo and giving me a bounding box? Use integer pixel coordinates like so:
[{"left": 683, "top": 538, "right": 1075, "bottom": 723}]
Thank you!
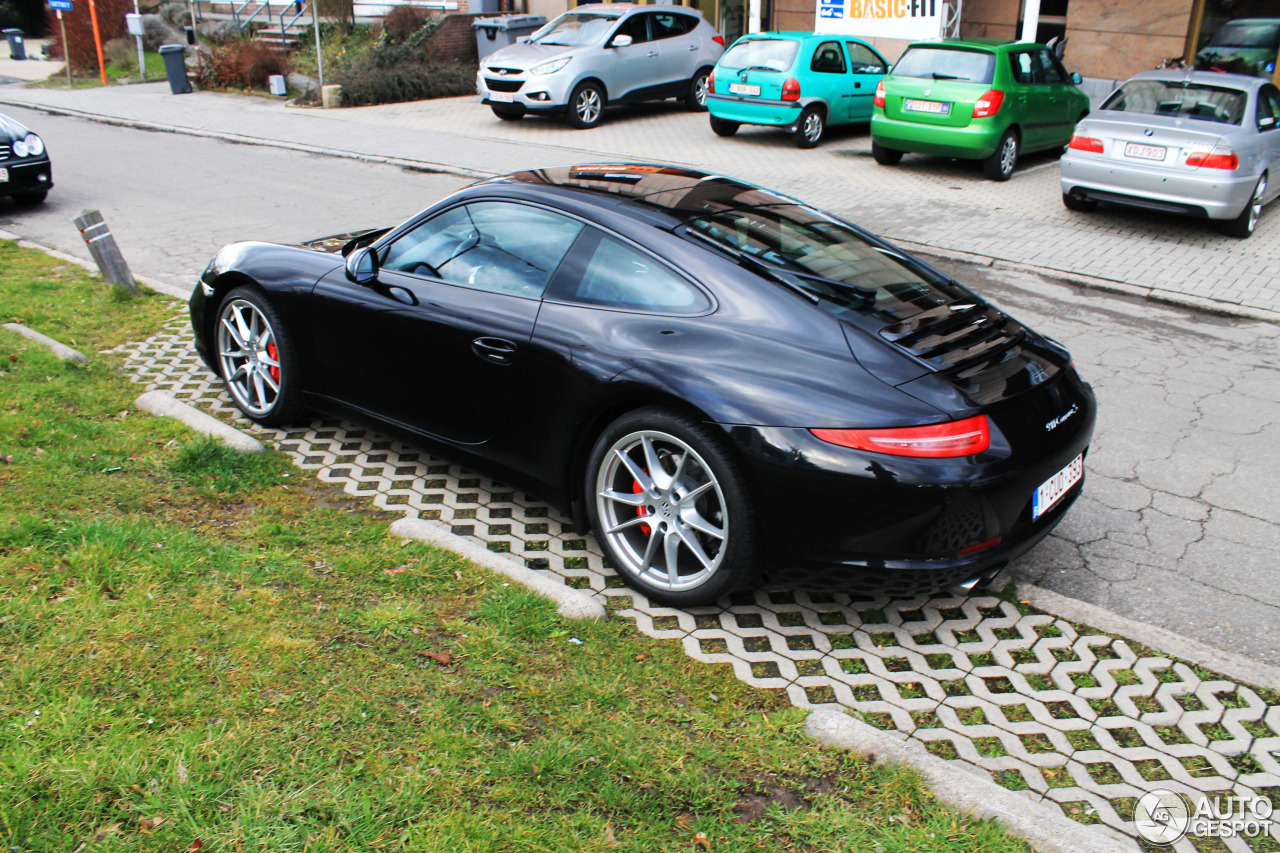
[
  {"left": 804, "top": 708, "right": 1139, "bottom": 853},
  {"left": 389, "top": 516, "right": 606, "bottom": 622},
  {"left": 0, "top": 228, "right": 188, "bottom": 301},
  {"left": 135, "top": 390, "right": 265, "bottom": 453},
  {"left": 2, "top": 322, "right": 87, "bottom": 362},
  {"left": 1019, "top": 582, "right": 1280, "bottom": 692}
]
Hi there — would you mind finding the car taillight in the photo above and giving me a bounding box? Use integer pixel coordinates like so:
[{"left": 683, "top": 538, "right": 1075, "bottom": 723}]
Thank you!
[
  {"left": 972, "top": 89, "right": 1004, "bottom": 119},
  {"left": 712, "top": 35, "right": 725, "bottom": 46},
  {"left": 781, "top": 78, "right": 801, "bottom": 101},
  {"left": 1068, "top": 134, "right": 1104, "bottom": 153},
  {"left": 811, "top": 415, "right": 991, "bottom": 458},
  {"left": 874, "top": 79, "right": 885, "bottom": 108},
  {"left": 707, "top": 70, "right": 715, "bottom": 91},
  {"left": 1186, "top": 147, "right": 1239, "bottom": 170}
]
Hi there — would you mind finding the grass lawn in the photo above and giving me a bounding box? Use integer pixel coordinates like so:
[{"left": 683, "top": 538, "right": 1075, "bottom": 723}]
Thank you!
[
  {"left": 34, "top": 49, "right": 169, "bottom": 89},
  {"left": 0, "top": 241, "right": 1032, "bottom": 852}
]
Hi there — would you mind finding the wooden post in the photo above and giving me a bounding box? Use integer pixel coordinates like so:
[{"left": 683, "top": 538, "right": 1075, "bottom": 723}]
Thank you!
[
  {"left": 73, "top": 210, "right": 141, "bottom": 296},
  {"left": 57, "top": 10, "right": 71, "bottom": 87}
]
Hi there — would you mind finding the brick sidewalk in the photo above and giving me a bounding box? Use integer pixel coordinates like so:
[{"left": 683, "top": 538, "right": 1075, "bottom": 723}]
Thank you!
[{"left": 1, "top": 82, "right": 1277, "bottom": 316}]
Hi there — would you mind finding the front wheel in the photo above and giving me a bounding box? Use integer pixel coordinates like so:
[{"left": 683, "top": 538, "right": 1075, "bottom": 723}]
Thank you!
[
  {"left": 685, "top": 67, "right": 712, "bottom": 111},
  {"left": 709, "top": 114, "right": 740, "bottom": 137},
  {"left": 586, "top": 407, "right": 758, "bottom": 607},
  {"left": 566, "top": 81, "right": 605, "bottom": 129},
  {"left": 215, "top": 287, "right": 303, "bottom": 426},
  {"left": 871, "top": 141, "right": 902, "bottom": 165},
  {"left": 1220, "top": 173, "right": 1266, "bottom": 238},
  {"left": 984, "top": 129, "right": 1019, "bottom": 181},
  {"left": 792, "top": 106, "right": 825, "bottom": 148}
]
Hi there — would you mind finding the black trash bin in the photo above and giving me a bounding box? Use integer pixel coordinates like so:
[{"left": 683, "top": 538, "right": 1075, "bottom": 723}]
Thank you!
[
  {"left": 3, "top": 28, "right": 26, "bottom": 61},
  {"left": 158, "top": 44, "right": 193, "bottom": 94}
]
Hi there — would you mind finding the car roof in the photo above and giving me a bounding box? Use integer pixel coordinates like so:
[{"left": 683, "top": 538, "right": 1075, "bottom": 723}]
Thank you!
[
  {"left": 572, "top": 3, "right": 697, "bottom": 15},
  {"left": 1124, "top": 69, "right": 1266, "bottom": 91},
  {"left": 905, "top": 37, "right": 1027, "bottom": 52},
  {"left": 738, "top": 31, "right": 871, "bottom": 42}
]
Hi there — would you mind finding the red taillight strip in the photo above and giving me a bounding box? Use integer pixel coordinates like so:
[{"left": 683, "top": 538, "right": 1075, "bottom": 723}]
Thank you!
[
  {"left": 1068, "top": 135, "right": 1104, "bottom": 153},
  {"left": 811, "top": 415, "right": 991, "bottom": 458}
]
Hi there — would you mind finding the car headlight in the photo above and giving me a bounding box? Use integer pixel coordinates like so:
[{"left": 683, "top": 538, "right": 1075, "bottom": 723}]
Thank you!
[
  {"left": 530, "top": 57, "right": 570, "bottom": 75},
  {"left": 23, "top": 134, "right": 44, "bottom": 157}
]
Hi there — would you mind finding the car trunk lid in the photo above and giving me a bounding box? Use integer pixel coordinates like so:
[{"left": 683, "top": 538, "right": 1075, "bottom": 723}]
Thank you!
[
  {"left": 883, "top": 76, "right": 984, "bottom": 128},
  {"left": 1081, "top": 114, "right": 1231, "bottom": 173}
]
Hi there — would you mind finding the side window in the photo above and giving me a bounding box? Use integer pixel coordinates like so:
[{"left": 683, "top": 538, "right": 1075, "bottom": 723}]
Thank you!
[
  {"left": 556, "top": 230, "right": 710, "bottom": 313},
  {"left": 382, "top": 202, "right": 583, "bottom": 298},
  {"left": 1035, "top": 49, "right": 1065, "bottom": 84},
  {"left": 613, "top": 13, "right": 650, "bottom": 44},
  {"left": 1008, "top": 51, "right": 1038, "bottom": 84},
  {"left": 651, "top": 12, "right": 691, "bottom": 39},
  {"left": 811, "top": 41, "right": 847, "bottom": 74},
  {"left": 845, "top": 41, "right": 886, "bottom": 73}
]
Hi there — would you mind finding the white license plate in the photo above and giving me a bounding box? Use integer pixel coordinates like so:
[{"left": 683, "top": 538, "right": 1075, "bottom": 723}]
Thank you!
[
  {"left": 904, "top": 98, "right": 950, "bottom": 115},
  {"left": 489, "top": 91, "right": 515, "bottom": 103},
  {"left": 1124, "top": 142, "right": 1166, "bottom": 161},
  {"left": 0, "top": 167, "right": 7, "bottom": 183},
  {"left": 728, "top": 82, "right": 760, "bottom": 96},
  {"left": 1032, "top": 453, "right": 1084, "bottom": 521}
]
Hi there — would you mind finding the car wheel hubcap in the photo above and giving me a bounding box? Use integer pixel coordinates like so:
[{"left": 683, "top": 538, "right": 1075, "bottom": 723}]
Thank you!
[
  {"left": 216, "top": 298, "right": 281, "bottom": 417},
  {"left": 1000, "top": 137, "right": 1017, "bottom": 175},
  {"left": 695, "top": 74, "right": 709, "bottom": 105},
  {"left": 804, "top": 113, "right": 821, "bottom": 141},
  {"left": 596, "top": 431, "right": 727, "bottom": 593},
  {"left": 577, "top": 90, "right": 600, "bottom": 123}
]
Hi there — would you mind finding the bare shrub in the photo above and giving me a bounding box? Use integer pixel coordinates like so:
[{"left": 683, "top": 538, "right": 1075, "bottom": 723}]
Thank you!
[
  {"left": 197, "top": 39, "right": 289, "bottom": 89},
  {"left": 45, "top": 0, "right": 132, "bottom": 73},
  {"left": 382, "top": 5, "right": 430, "bottom": 43}
]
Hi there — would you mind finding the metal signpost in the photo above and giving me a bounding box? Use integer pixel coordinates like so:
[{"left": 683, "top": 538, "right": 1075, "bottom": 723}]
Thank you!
[{"left": 48, "top": 0, "right": 74, "bottom": 86}]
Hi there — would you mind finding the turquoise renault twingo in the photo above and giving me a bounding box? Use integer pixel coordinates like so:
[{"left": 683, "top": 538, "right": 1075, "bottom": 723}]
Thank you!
[{"left": 706, "top": 32, "right": 888, "bottom": 148}]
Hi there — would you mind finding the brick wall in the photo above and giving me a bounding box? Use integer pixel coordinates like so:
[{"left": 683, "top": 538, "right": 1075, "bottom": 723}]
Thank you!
[{"left": 428, "top": 12, "right": 483, "bottom": 62}]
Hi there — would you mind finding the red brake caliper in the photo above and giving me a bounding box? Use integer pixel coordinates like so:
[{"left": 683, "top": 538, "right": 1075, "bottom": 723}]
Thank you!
[
  {"left": 266, "top": 342, "right": 280, "bottom": 383},
  {"left": 633, "top": 480, "right": 651, "bottom": 536}
]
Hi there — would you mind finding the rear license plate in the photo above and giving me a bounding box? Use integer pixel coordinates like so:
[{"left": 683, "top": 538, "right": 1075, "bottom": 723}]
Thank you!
[
  {"left": 903, "top": 98, "right": 950, "bottom": 115},
  {"left": 0, "top": 167, "right": 7, "bottom": 183},
  {"left": 489, "top": 91, "right": 515, "bottom": 103},
  {"left": 728, "top": 83, "right": 760, "bottom": 96},
  {"left": 1032, "top": 453, "right": 1084, "bottom": 521},
  {"left": 1124, "top": 142, "right": 1166, "bottom": 161}
]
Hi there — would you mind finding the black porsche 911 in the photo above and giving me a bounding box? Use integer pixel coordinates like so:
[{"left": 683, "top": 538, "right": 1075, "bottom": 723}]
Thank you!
[
  {"left": 190, "top": 164, "right": 1095, "bottom": 606},
  {"left": 0, "top": 112, "right": 52, "bottom": 204}
]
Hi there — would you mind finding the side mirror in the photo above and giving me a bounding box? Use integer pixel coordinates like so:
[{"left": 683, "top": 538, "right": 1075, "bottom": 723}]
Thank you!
[
  {"left": 611, "top": 34, "right": 633, "bottom": 48},
  {"left": 346, "top": 246, "right": 379, "bottom": 284},
  {"left": 1071, "top": 72, "right": 1083, "bottom": 85}
]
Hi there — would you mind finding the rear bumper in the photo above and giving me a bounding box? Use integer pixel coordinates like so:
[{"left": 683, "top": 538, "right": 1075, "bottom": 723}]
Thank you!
[
  {"left": 871, "top": 113, "right": 998, "bottom": 160},
  {"left": 0, "top": 157, "right": 53, "bottom": 196},
  {"left": 707, "top": 93, "right": 802, "bottom": 127},
  {"left": 1060, "top": 152, "right": 1257, "bottom": 221}
]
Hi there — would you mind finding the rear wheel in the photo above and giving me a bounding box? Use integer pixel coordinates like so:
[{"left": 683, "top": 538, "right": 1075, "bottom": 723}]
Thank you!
[
  {"left": 1062, "top": 191, "right": 1097, "bottom": 212},
  {"left": 490, "top": 105, "right": 524, "bottom": 121},
  {"left": 685, "top": 67, "right": 712, "bottom": 111},
  {"left": 1220, "top": 173, "right": 1266, "bottom": 238},
  {"left": 709, "top": 115, "right": 740, "bottom": 137},
  {"left": 872, "top": 141, "right": 902, "bottom": 165},
  {"left": 587, "top": 407, "right": 757, "bottom": 607},
  {"left": 984, "top": 128, "right": 1019, "bottom": 181},
  {"left": 566, "top": 81, "right": 605, "bottom": 129},
  {"left": 215, "top": 287, "right": 302, "bottom": 426},
  {"left": 792, "top": 106, "right": 825, "bottom": 148}
]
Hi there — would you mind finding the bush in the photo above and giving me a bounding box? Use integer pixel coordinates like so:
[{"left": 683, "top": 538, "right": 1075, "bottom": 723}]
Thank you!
[
  {"left": 45, "top": 0, "right": 132, "bottom": 72},
  {"left": 197, "top": 39, "right": 288, "bottom": 89},
  {"left": 157, "top": 2, "right": 188, "bottom": 28},
  {"left": 104, "top": 37, "right": 135, "bottom": 70},
  {"left": 197, "top": 20, "right": 239, "bottom": 45},
  {"left": 142, "top": 14, "right": 183, "bottom": 51},
  {"left": 382, "top": 4, "right": 430, "bottom": 43},
  {"left": 333, "top": 50, "right": 475, "bottom": 106}
]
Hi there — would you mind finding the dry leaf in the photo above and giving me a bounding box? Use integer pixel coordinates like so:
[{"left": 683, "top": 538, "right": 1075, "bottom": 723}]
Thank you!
[
  {"left": 634, "top": 653, "right": 650, "bottom": 662},
  {"left": 261, "top": 707, "right": 276, "bottom": 713},
  {"left": 187, "top": 841, "right": 204, "bottom": 853},
  {"left": 216, "top": 803, "right": 234, "bottom": 813},
  {"left": 604, "top": 823, "right": 620, "bottom": 847},
  {"left": 675, "top": 814, "right": 694, "bottom": 830},
  {"left": 139, "top": 816, "right": 166, "bottom": 831},
  {"left": 417, "top": 651, "right": 452, "bottom": 666},
  {"left": 93, "top": 823, "right": 121, "bottom": 841},
  {"left": 694, "top": 831, "right": 711, "bottom": 850}
]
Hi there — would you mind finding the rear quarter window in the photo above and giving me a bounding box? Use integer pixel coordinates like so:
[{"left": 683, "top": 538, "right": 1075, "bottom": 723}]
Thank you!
[{"left": 891, "top": 47, "right": 995, "bottom": 84}]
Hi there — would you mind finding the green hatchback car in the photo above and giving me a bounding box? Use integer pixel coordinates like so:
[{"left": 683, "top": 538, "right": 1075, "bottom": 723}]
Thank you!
[
  {"left": 706, "top": 32, "right": 888, "bottom": 148},
  {"left": 870, "top": 39, "right": 1089, "bottom": 180}
]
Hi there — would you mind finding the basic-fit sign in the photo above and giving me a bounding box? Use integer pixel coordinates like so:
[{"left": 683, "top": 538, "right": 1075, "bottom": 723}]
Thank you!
[{"left": 815, "top": 0, "right": 941, "bottom": 39}]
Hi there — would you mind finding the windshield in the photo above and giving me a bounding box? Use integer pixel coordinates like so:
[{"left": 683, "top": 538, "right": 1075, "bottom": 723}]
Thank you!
[
  {"left": 682, "top": 205, "right": 957, "bottom": 319},
  {"left": 891, "top": 47, "right": 995, "bottom": 83},
  {"left": 718, "top": 38, "right": 800, "bottom": 72},
  {"left": 531, "top": 11, "right": 619, "bottom": 46},
  {"left": 1207, "top": 21, "right": 1280, "bottom": 49},
  {"left": 1100, "top": 80, "right": 1247, "bottom": 125}
]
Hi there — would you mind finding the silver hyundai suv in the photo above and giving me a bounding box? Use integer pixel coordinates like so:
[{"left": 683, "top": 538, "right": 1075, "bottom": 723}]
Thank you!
[{"left": 478, "top": 3, "right": 725, "bottom": 128}]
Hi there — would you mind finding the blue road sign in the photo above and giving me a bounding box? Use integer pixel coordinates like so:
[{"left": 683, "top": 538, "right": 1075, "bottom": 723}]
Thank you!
[{"left": 48, "top": 0, "right": 74, "bottom": 10}]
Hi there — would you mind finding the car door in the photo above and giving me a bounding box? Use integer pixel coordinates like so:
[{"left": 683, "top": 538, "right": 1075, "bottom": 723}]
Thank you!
[
  {"left": 1257, "top": 84, "right": 1280, "bottom": 202},
  {"left": 844, "top": 40, "right": 887, "bottom": 121},
  {"left": 1035, "top": 49, "right": 1081, "bottom": 148},
  {"left": 1006, "top": 49, "right": 1050, "bottom": 150},
  {"left": 650, "top": 10, "right": 699, "bottom": 91},
  {"left": 308, "top": 201, "right": 583, "bottom": 445},
  {"left": 605, "top": 12, "right": 657, "bottom": 101},
  {"left": 809, "top": 40, "right": 850, "bottom": 123}
]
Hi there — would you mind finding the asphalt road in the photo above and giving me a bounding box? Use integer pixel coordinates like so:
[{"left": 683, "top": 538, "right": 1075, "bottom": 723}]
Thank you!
[{"left": 4, "top": 105, "right": 1278, "bottom": 666}]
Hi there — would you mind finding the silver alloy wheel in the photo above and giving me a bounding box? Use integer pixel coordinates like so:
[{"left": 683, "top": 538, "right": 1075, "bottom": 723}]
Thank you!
[
  {"left": 1248, "top": 175, "right": 1266, "bottom": 233},
  {"left": 694, "top": 72, "right": 709, "bottom": 106},
  {"left": 216, "top": 297, "right": 282, "bottom": 418},
  {"left": 595, "top": 430, "right": 727, "bottom": 593},
  {"left": 802, "top": 111, "right": 822, "bottom": 143},
  {"left": 575, "top": 88, "right": 601, "bottom": 125},
  {"left": 998, "top": 134, "right": 1017, "bottom": 176}
]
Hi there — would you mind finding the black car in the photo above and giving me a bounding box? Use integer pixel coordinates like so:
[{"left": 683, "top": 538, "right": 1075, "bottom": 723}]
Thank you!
[
  {"left": 189, "top": 164, "right": 1095, "bottom": 606},
  {"left": 0, "top": 113, "right": 52, "bottom": 204}
]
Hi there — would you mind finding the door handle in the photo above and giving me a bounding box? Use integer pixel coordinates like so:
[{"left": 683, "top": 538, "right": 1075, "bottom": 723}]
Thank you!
[
  {"left": 688, "top": 43, "right": 698, "bottom": 50},
  {"left": 646, "top": 51, "right": 659, "bottom": 58},
  {"left": 471, "top": 336, "right": 517, "bottom": 365},
  {"left": 854, "top": 81, "right": 861, "bottom": 88}
]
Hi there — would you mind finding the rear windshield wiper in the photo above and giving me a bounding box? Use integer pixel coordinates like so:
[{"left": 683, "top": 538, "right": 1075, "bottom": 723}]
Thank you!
[{"left": 931, "top": 73, "right": 965, "bottom": 80}]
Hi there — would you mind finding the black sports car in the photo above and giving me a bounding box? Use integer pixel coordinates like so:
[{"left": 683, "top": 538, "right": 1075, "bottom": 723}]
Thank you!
[
  {"left": 0, "top": 113, "right": 52, "bottom": 204},
  {"left": 190, "top": 164, "right": 1095, "bottom": 606}
]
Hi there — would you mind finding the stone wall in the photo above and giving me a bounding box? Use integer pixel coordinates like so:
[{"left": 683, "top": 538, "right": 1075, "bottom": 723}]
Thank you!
[
  {"left": 958, "top": 0, "right": 1019, "bottom": 41},
  {"left": 1064, "top": 0, "right": 1196, "bottom": 81}
]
